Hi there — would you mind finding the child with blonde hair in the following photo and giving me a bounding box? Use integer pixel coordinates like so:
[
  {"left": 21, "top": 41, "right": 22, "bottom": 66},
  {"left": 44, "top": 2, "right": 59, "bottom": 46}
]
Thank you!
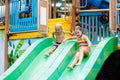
[
  {"left": 45, "top": 23, "right": 71, "bottom": 56},
  {"left": 63, "top": 26, "right": 91, "bottom": 69}
]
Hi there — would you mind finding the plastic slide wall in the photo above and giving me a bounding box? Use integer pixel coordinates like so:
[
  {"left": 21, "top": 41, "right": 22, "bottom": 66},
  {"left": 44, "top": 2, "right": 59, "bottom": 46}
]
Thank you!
[{"left": 0, "top": 37, "right": 118, "bottom": 80}]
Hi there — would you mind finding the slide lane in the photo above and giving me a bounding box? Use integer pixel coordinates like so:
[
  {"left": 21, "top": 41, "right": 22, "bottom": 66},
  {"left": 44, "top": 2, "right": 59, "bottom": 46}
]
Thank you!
[
  {"left": 39, "top": 37, "right": 117, "bottom": 80},
  {"left": 0, "top": 37, "right": 117, "bottom": 80},
  {"left": 0, "top": 38, "right": 58, "bottom": 80},
  {"left": 59, "top": 37, "right": 117, "bottom": 80},
  {"left": 40, "top": 40, "right": 79, "bottom": 80},
  {"left": 17, "top": 39, "right": 68, "bottom": 80},
  {"left": 59, "top": 46, "right": 96, "bottom": 80}
]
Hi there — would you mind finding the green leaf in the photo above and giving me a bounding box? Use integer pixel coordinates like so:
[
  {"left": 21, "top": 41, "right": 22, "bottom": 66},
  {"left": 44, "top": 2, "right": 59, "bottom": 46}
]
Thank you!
[
  {"left": 8, "top": 41, "right": 12, "bottom": 47},
  {"left": 14, "top": 40, "right": 24, "bottom": 53},
  {"left": 13, "top": 44, "right": 15, "bottom": 48},
  {"left": 10, "top": 50, "right": 13, "bottom": 57},
  {"left": 28, "top": 39, "right": 31, "bottom": 45},
  {"left": 19, "top": 50, "right": 25, "bottom": 56}
]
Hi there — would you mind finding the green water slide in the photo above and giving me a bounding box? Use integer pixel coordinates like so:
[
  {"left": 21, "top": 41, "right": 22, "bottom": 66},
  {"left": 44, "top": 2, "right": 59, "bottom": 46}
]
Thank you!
[
  {"left": 0, "top": 37, "right": 117, "bottom": 80},
  {"left": 39, "top": 37, "right": 117, "bottom": 80},
  {"left": 0, "top": 38, "right": 55, "bottom": 80},
  {"left": 0, "top": 38, "right": 78, "bottom": 80},
  {"left": 58, "top": 37, "right": 118, "bottom": 80}
]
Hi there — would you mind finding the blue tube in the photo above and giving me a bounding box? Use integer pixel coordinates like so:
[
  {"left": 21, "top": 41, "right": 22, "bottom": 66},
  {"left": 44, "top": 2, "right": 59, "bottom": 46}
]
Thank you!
[{"left": 87, "top": 0, "right": 102, "bottom": 7}]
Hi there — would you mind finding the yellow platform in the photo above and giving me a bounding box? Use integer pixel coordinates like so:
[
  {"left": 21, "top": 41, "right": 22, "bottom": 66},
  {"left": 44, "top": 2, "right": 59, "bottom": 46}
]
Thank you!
[
  {"left": 0, "top": 25, "right": 5, "bottom": 30},
  {"left": 9, "top": 32, "right": 43, "bottom": 40},
  {"left": 48, "top": 17, "right": 71, "bottom": 38}
]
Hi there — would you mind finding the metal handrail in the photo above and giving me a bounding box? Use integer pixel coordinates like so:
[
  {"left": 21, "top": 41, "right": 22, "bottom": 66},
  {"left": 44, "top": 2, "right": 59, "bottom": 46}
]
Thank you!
[
  {"left": 57, "top": 8, "right": 120, "bottom": 13},
  {"left": 78, "top": 8, "right": 120, "bottom": 12}
]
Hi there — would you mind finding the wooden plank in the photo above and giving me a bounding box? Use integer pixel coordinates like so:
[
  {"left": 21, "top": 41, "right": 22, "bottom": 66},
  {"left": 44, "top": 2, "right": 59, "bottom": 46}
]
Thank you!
[
  {"left": 4, "top": 0, "right": 10, "bottom": 71},
  {"left": 38, "top": 1, "right": 48, "bottom": 33},
  {"left": 109, "top": 0, "right": 117, "bottom": 33},
  {"left": 71, "top": 0, "right": 76, "bottom": 32}
]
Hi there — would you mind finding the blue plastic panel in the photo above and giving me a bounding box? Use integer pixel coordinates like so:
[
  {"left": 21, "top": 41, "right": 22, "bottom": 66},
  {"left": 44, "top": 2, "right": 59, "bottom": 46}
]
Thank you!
[{"left": 10, "top": 0, "right": 38, "bottom": 32}]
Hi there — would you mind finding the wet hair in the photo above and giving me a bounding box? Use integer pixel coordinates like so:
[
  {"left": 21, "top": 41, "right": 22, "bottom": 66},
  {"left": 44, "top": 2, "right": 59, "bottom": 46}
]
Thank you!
[
  {"left": 55, "top": 23, "right": 63, "bottom": 30},
  {"left": 75, "top": 26, "right": 83, "bottom": 35},
  {"left": 75, "top": 26, "right": 82, "bottom": 31},
  {"left": 54, "top": 23, "right": 63, "bottom": 33}
]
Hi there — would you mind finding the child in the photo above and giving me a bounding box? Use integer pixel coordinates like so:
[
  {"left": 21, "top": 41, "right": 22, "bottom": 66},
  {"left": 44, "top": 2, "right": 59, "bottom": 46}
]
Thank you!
[
  {"left": 63, "top": 26, "right": 91, "bottom": 69},
  {"left": 45, "top": 23, "right": 71, "bottom": 56}
]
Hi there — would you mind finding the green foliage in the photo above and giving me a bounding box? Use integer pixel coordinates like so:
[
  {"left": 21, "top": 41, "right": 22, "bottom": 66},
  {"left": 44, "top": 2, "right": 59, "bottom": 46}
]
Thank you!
[
  {"left": 13, "top": 44, "right": 15, "bottom": 49},
  {"left": 8, "top": 41, "right": 12, "bottom": 47},
  {"left": 10, "top": 50, "right": 13, "bottom": 57},
  {"left": 8, "top": 40, "right": 25, "bottom": 67},
  {"left": 19, "top": 50, "right": 25, "bottom": 56},
  {"left": 14, "top": 40, "right": 24, "bottom": 55},
  {"left": 8, "top": 50, "right": 14, "bottom": 67},
  {"left": 28, "top": 39, "right": 31, "bottom": 46},
  {"left": 0, "top": 0, "right": 5, "bottom": 5}
]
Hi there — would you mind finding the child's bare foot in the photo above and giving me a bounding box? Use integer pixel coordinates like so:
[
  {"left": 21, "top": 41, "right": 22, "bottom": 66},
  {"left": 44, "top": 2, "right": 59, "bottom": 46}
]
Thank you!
[
  {"left": 67, "top": 65, "right": 73, "bottom": 70},
  {"left": 44, "top": 53, "right": 50, "bottom": 57},
  {"left": 75, "top": 62, "right": 81, "bottom": 66},
  {"left": 44, "top": 51, "right": 53, "bottom": 57}
]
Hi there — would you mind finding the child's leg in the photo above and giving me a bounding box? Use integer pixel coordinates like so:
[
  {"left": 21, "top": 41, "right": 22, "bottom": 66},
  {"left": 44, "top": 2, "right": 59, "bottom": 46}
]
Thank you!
[
  {"left": 68, "top": 51, "right": 80, "bottom": 69},
  {"left": 45, "top": 46, "right": 57, "bottom": 56},
  {"left": 76, "top": 49, "right": 84, "bottom": 65},
  {"left": 48, "top": 46, "right": 57, "bottom": 54},
  {"left": 76, "top": 47, "right": 90, "bottom": 65}
]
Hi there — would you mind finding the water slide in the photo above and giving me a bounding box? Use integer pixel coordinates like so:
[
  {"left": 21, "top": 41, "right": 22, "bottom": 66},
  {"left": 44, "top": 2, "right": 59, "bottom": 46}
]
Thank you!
[
  {"left": 0, "top": 37, "right": 117, "bottom": 80},
  {"left": 59, "top": 37, "right": 117, "bottom": 80},
  {"left": 40, "top": 37, "right": 117, "bottom": 80},
  {"left": 0, "top": 38, "right": 77, "bottom": 80}
]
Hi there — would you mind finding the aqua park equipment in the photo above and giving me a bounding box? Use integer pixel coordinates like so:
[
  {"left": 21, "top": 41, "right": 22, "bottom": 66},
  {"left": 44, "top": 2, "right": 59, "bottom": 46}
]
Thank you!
[
  {"left": 82, "top": 0, "right": 118, "bottom": 9},
  {"left": 78, "top": 0, "right": 120, "bottom": 44},
  {"left": 0, "top": 37, "right": 118, "bottom": 80},
  {"left": 0, "top": 0, "right": 119, "bottom": 80},
  {"left": 19, "top": 0, "right": 31, "bottom": 17},
  {"left": 79, "top": 0, "right": 110, "bottom": 25},
  {"left": 10, "top": 0, "right": 48, "bottom": 33}
]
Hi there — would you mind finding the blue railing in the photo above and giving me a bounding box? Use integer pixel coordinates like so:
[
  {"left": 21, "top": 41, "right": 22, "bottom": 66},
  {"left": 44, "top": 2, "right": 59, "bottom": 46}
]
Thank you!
[
  {"left": 80, "top": 12, "right": 114, "bottom": 44},
  {"left": 10, "top": 0, "right": 38, "bottom": 32}
]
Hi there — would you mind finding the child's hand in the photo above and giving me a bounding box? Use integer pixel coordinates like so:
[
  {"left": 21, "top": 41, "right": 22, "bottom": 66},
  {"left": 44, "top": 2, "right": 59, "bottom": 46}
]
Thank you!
[
  {"left": 62, "top": 39, "right": 67, "bottom": 43},
  {"left": 88, "top": 43, "right": 91, "bottom": 47}
]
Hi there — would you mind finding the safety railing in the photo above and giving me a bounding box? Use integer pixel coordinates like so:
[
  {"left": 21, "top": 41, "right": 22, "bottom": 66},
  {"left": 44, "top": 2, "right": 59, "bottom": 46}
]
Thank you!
[
  {"left": 10, "top": 0, "right": 37, "bottom": 33},
  {"left": 79, "top": 9, "right": 116, "bottom": 44}
]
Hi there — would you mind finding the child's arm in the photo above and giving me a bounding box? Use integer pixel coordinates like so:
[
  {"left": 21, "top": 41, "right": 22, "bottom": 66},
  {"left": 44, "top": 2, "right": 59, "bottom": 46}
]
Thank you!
[
  {"left": 63, "top": 31, "right": 75, "bottom": 36},
  {"left": 84, "top": 35, "right": 92, "bottom": 47},
  {"left": 63, "top": 36, "right": 76, "bottom": 43},
  {"left": 64, "top": 31, "right": 72, "bottom": 34}
]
